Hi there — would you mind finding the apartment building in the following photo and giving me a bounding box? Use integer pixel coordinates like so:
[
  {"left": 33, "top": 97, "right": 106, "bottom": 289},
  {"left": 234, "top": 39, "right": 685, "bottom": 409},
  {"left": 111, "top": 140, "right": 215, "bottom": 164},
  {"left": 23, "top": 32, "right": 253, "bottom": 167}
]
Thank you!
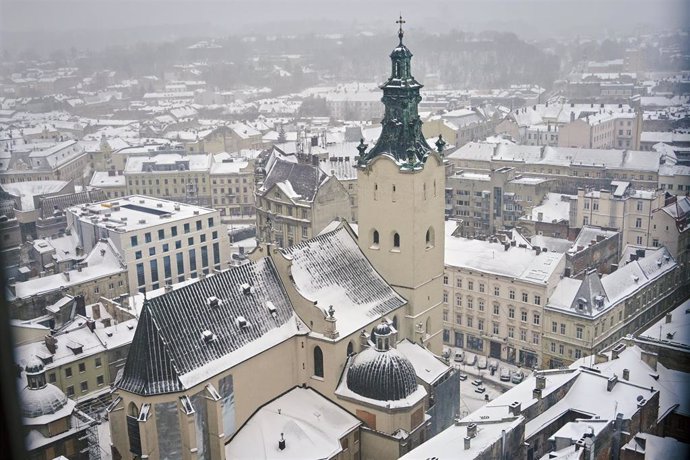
[
  {"left": 558, "top": 111, "right": 641, "bottom": 150},
  {"left": 543, "top": 247, "right": 680, "bottom": 368},
  {"left": 65, "top": 195, "right": 231, "bottom": 294},
  {"left": 443, "top": 221, "right": 566, "bottom": 368},
  {"left": 447, "top": 142, "right": 668, "bottom": 194},
  {"left": 255, "top": 156, "right": 350, "bottom": 247},
  {"left": 0, "top": 140, "right": 90, "bottom": 185},
  {"left": 446, "top": 167, "right": 556, "bottom": 236}
]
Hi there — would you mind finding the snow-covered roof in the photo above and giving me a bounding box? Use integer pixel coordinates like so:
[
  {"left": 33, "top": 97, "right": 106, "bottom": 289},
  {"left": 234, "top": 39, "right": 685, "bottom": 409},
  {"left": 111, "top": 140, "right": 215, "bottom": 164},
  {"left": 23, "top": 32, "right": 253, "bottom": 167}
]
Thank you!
[
  {"left": 397, "top": 339, "right": 450, "bottom": 385},
  {"left": 89, "top": 171, "right": 126, "bottom": 188},
  {"left": 523, "top": 193, "right": 575, "bottom": 224},
  {"left": 621, "top": 433, "right": 690, "bottom": 459},
  {"left": 124, "top": 153, "right": 211, "bottom": 173},
  {"left": 1, "top": 180, "right": 70, "bottom": 211},
  {"left": 226, "top": 387, "right": 360, "bottom": 460},
  {"left": 445, "top": 221, "right": 564, "bottom": 285},
  {"left": 282, "top": 225, "right": 407, "bottom": 341},
  {"left": 638, "top": 297, "right": 690, "bottom": 350}
]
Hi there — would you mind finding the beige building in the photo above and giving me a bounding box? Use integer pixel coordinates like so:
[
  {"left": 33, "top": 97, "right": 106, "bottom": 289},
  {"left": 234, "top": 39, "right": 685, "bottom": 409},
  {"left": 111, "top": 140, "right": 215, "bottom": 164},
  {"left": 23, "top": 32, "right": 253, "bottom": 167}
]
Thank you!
[
  {"left": 558, "top": 111, "right": 641, "bottom": 150},
  {"left": 443, "top": 221, "right": 565, "bottom": 367},
  {"left": 0, "top": 140, "right": 90, "bottom": 185},
  {"left": 543, "top": 246, "right": 680, "bottom": 368},
  {"left": 255, "top": 156, "right": 351, "bottom": 248},
  {"left": 65, "top": 195, "right": 231, "bottom": 295}
]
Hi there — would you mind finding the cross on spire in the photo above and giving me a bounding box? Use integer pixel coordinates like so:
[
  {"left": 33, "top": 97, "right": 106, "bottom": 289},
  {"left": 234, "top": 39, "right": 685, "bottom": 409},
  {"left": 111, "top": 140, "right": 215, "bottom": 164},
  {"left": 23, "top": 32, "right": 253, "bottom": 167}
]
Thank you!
[{"left": 396, "top": 14, "right": 406, "bottom": 43}]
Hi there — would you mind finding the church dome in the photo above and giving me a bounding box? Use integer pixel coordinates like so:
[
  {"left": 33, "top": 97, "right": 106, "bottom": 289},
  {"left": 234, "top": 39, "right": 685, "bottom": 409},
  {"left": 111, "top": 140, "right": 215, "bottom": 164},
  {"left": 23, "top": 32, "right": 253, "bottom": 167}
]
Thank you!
[
  {"left": 346, "top": 346, "right": 418, "bottom": 401},
  {"left": 19, "top": 383, "right": 69, "bottom": 419},
  {"left": 24, "top": 356, "right": 44, "bottom": 375},
  {"left": 390, "top": 43, "right": 412, "bottom": 60}
]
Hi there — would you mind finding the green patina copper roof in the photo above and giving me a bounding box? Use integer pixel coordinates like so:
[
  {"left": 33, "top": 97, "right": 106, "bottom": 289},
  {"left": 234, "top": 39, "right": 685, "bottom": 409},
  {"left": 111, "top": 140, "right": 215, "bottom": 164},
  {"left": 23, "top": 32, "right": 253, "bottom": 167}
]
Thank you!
[{"left": 358, "top": 18, "right": 436, "bottom": 168}]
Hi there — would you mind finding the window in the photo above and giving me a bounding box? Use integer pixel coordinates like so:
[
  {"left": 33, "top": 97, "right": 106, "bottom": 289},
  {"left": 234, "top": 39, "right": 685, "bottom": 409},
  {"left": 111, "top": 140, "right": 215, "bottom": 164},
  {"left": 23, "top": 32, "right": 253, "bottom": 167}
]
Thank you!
[
  {"left": 522, "top": 292, "right": 528, "bottom": 302},
  {"left": 313, "top": 346, "right": 324, "bottom": 378},
  {"left": 467, "top": 297, "right": 474, "bottom": 309},
  {"left": 130, "top": 235, "right": 138, "bottom": 247},
  {"left": 533, "top": 313, "right": 540, "bottom": 325},
  {"left": 443, "top": 291, "right": 448, "bottom": 303},
  {"left": 443, "top": 310, "right": 449, "bottom": 321},
  {"left": 456, "top": 295, "right": 462, "bottom": 307},
  {"left": 466, "top": 316, "right": 473, "bottom": 328},
  {"left": 171, "top": 226, "right": 178, "bottom": 237},
  {"left": 493, "top": 322, "right": 499, "bottom": 334},
  {"left": 456, "top": 278, "right": 462, "bottom": 288},
  {"left": 443, "top": 275, "right": 449, "bottom": 285},
  {"left": 80, "top": 381, "right": 88, "bottom": 393},
  {"left": 559, "top": 344, "right": 565, "bottom": 355},
  {"left": 576, "top": 326, "right": 583, "bottom": 340},
  {"left": 479, "top": 283, "right": 485, "bottom": 293},
  {"left": 78, "top": 363, "right": 86, "bottom": 373},
  {"left": 456, "top": 313, "right": 462, "bottom": 325},
  {"left": 468, "top": 281, "right": 474, "bottom": 291},
  {"left": 196, "top": 220, "right": 202, "bottom": 231},
  {"left": 136, "top": 263, "right": 145, "bottom": 287},
  {"left": 509, "top": 289, "right": 515, "bottom": 300},
  {"left": 149, "top": 247, "right": 156, "bottom": 256},
  {"left": 520, "top": 329, "right": 527, "bottom": 341},
  {"left": 636, "top": 236, "right": 643, "bottom": 245},
  {"left": 97, "top": 375, "right": 104, "bottom": 386},
  {"left": 493, "top": 304, "right": 500, "bottom": 315},
  {"left": 158, "top": 229, "right": 165, "bottom": 240},
  {"left": 521, "top": 311, "right": 528, "bottom": 322},
  {"left": 393, "top": 232, "right": 400, "bottom": 248},
  {"left": 508, "top": 326, "right": 514, "bottom": 338},
  {"left": 560, "top": 323, "right": 566, "bottom": 335},
  {"left": 426, "top": 227, "right": 434, "bottom": 248},
  {"left": 592, "top": 201, "right": 599, "bottom": 211},
  {"left": 550, "top": 342, "right": 556, "bottom": 353},
  {"left": 478, "top": 319, "right": 484, "bottom": 331},
  {"left": 532, "top": 332, "right": 540, "bottom": 345},
  {"left": 637, "top": 201, "right": 643, "bottom": 211},
  {"left": 184, "top": 223, "right": 191, "bottom": 234},
  {"left": 635, "top": 218, "right": 642, "bottom": 228},
  {"left": 575, "top": 349, "right": 582, "bottom": 359},
  {"left": 135, "top": 250, "right": 142, "bottom": 260},
  {"left": 478, "top": 299, "right": 485, "bottom": 311},
  {"left": 67, "top": 386, "right": 75, "bottom": 397},
  {"left": 175, "top": 240, "right": 182, "bottom": 250},
  {"left": 494, "top": 286, "right": 500, "bottom": 296},
  {"left": 144, "top": 232, "right": 152, "bottom": 243},
  {"left": 189, "top": 249, "right": 197, "bottom": 272},
  {"left": 552, "top": 321, "right": 558, "bottom": 333},
  {"left": 188, "top": 237, "right": 194, "bottom": 246},
  {"left": 372, "top": 230, "right": 379, "bottom": 246},
  {"left": 95, "top": 357, "right": 102, "bottom": 368},
  {"left": 534, "top": 295, "right": 541, "bottom": 306},
  {"left": 508, "top": 307, "right": 515, "bottom": 319}
]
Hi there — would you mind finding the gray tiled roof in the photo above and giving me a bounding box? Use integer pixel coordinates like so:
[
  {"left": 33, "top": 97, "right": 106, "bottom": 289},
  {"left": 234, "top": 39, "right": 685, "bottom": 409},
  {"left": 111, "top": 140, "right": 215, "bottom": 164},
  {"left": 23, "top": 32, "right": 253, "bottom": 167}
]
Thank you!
[
  {"left": 260, "top": 158, "right": 326, "bottom": 202},
  {"left": 118, "top": 257, "right": 296, "bottom": 396}
]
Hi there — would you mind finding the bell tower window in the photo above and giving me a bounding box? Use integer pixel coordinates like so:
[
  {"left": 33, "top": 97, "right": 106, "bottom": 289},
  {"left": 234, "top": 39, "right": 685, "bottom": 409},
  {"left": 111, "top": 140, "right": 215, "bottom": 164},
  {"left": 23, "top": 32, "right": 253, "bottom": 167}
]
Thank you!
[
  {"left": 372, "top": 230, "right": 380, "bottom": 247},
  {"left": 393, "top": 232, "right": 400, "bottom": 249}
]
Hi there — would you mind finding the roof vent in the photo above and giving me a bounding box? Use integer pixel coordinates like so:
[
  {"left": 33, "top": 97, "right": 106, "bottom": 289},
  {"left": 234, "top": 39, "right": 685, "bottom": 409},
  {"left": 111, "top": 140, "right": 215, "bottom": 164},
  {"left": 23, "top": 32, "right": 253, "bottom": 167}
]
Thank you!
[
  {"left": 278, "top": 433, "right": 286, "bottom": 451},
  {"left": 156, "top": 202, "right": 163, "bottom": 208},
  {"left": 266, "top": 301, "right": 277, "bottom": 318},
  {"left": 138, "top": 219, "right": 146, "bottom": 224},
  {"left": 241, "top": 283, "right": 252, "bottom": 295},
  {"left": 236, "top": 316, "right": 248, "bottom": 329},
  {"left": 206, "top": 296, "right": 221, "bottom": 308},
  {"left": 193, "top": 210, "right": 200, "bottom": 215},
  {"left": 127, "top": 324, "right": 134, "bottom": 330},
  {"left": 139, "top": 199, "right": 145, "bottom": 204},
  {"left": 202, "top": 330, "right": 216, "bottom": 343}
]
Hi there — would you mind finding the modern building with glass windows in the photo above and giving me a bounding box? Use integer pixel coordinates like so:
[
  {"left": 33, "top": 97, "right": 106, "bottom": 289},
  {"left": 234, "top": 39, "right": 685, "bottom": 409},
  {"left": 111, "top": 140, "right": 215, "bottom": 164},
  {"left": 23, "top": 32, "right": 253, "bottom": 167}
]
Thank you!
[{"left": 66, "top": 195, "right": 231, "bottom": 295}]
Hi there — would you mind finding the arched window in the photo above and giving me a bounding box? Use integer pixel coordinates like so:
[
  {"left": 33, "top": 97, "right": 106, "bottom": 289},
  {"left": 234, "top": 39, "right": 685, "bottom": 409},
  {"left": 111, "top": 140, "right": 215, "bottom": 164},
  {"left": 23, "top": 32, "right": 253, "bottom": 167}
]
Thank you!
[
  {"left": 128, "top": 402, "right": 139, "bottom": 417},
  {"left": 426, "top": 226, "right": 435, "bottom": 248},
  {"left": 392, "top": 315, "right": 398, "bottom": 330},
  {"left": 372, "top": 230, "right": 380, "bottom": 246},
  {"left": 347, "top": 341, "right": 354, "bottom": 357},
  {"left": 393, "top": 232, "right": 400, "bottom": 248},
  {"left": 313, "top": 346, "right": 324, "bottom": 378},
  {"left": 127, "top": 402, "right": 142, "bottom": 455}
]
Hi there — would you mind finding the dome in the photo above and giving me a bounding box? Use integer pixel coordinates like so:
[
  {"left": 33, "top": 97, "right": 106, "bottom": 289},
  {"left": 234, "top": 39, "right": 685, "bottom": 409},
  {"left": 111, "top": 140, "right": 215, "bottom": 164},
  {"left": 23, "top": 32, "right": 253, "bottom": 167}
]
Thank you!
[
  {"left": 374, "top": 322, "right": 392, "bottom": 337},
  {"left": 346, "top": 347, "right": 418, "bottom": 401},
  {"left": 19, "top": 383, "right": 69, "bottom": 419},
  {"left": 24, "top": 356, "right": 44, "bottom": 375},
  {"left": 390, "top": 43, "right": 413, "bottom": 60}
]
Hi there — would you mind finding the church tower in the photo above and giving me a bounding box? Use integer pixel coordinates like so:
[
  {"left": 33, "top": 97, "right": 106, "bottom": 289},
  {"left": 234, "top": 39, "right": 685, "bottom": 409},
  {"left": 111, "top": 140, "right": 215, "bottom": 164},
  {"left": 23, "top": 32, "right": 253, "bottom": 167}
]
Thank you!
[{"left": 357, "top": 18, "right": 446, "bottom": 354}]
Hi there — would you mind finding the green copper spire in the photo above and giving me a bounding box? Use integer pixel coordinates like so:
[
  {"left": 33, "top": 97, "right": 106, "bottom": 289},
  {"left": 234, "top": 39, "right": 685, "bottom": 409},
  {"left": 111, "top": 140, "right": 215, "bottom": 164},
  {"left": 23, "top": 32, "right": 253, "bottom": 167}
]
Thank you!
[{"left": 358, "top": 17, "right": 433, "bottom": 167}]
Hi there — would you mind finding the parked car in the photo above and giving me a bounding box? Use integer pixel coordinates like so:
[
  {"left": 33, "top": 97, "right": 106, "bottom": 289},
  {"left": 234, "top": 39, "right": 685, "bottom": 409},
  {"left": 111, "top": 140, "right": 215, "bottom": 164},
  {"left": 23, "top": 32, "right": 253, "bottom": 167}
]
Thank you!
[
  {"left": 500, "top": 368, "right": 511, "bottom": 382},
  {"left": 454, "top": 351, "right": 464, "bottom": 363},
  {"left": 465, "top": 353, "right": 477, "bottom": 366},
  {"left": 488, "top": 359, "right": 498, "bottom": 371},
  {"left": 458, "top": 373, "right": 468, "bottom": 381},
  {"left": 471, "top": 379, "right": 483, "bottom": 387},
  {"left": 474, "top": 386, "right": 486, "bottom": 393},
  {"left": 511, "top": 370, "right": 525, "bottom": 384},
  {"left": 477, "top": 356, "right": 488, "bottom": 369}
]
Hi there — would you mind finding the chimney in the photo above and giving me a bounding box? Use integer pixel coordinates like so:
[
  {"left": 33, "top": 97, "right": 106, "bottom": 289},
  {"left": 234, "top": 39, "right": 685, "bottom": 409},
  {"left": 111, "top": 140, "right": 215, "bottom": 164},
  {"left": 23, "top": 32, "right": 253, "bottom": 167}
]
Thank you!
[
  {"left": 464, "top": 436, "right": 472, "bottom": 450},
  {"left": 533, "top": 388, "right": 542, "bottom": 399},
  {"left": 509, "top": 401, "right": 521, "bottom": 416},
  {"left": 467, "top": 423, "right": 477, "bottom": 438},
  {"left": 44, "top": 335, "right": 57, "bottom": 354},
  {"left": 86, "top": 319, "right": 96, "bottom": 332},
  {"left": 607, "top": 375, "right": 618, "bottom": 392},
  {"left": 63, "top": 271, "right": 70, "bottom": 282},
  {"left": 278, "top": 433, "right": 286, "bottom": 451},
  {"left": 611, "top": 343, "right": 625, "bottom": 360},
  {"left": 641, "top": 350, "right": 658, "bottom": 371},
  {"left": 596, "top": 234, "right": 605, "bottom": 242},
  {"left": 101, "top": 318, "right": 112, "bottom": 328},
  {"left": 535, "top": 374, "right": 546, "bottom": 390},
  {"left": 623, "top": 369, "right": 630, "bottom": 381},
  {"left": 665, "top": 313, "right": 673, "bottom": 324}
]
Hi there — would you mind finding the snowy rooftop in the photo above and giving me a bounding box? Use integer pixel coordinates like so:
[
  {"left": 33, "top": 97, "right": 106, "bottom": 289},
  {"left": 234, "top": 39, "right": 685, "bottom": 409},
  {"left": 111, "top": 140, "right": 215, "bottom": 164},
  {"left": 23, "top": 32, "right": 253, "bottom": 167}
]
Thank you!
[
  {"left": 445, "top": 221, "right": 564, "bottom": 285},
  {"left": 449, "top": 142, "right": 664, "bottom": 172},
  {"left": 89, "top": 171, "right": 126, "bottom": 188},
  {"left": 282, "top": 224, "right": 407, "bottom": 341},
  {"left": 226, "top": 387, "right": 360, "bottom": 460},
  {"left": 1, "top": 180, "right": 69, "bottom": 211},
  {"left": 639, "top": 297, "right": 690, "bottom": 350},
  {"left": 67, "top": 195, "right": 217, "bottom": 233},
  {"left": 397, "top": 339, "right": 450, "bottom": 385},
  {"left": 11, "top": 240, "right": 125, "bottom": 300},
  {"left": 124, "top": 153, "right": 211, "bottom": 173},
  {"left": 523, "top": 193, "right": 575, "bottom": 224},
  {"left": 571, "top": 226, "right": 619, "bottom": 252},
  {"left": 621, "top": 433, "right": 690, "bottom": 459}
]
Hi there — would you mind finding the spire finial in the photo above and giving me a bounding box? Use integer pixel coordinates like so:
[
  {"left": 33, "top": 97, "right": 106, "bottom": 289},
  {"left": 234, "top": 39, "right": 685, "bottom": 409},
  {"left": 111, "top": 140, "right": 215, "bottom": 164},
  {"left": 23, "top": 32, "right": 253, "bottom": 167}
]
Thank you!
[{"left": 396, "top": 14, "right": 406, "bottom": 43}]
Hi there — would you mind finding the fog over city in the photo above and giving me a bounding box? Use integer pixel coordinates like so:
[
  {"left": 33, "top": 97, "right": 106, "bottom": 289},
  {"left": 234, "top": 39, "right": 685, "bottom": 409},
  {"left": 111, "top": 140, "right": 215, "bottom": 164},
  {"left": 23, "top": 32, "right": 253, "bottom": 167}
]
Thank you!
[{"left": 0, "top": 1, "right": 688, "bottom": 459}]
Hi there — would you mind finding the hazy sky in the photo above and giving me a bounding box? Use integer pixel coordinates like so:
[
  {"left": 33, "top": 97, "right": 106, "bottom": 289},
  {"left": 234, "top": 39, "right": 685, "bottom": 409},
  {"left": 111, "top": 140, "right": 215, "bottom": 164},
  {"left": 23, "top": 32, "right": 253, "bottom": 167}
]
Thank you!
[{"left": 1, "top": 0, "right": 687, "bottom": 51}]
